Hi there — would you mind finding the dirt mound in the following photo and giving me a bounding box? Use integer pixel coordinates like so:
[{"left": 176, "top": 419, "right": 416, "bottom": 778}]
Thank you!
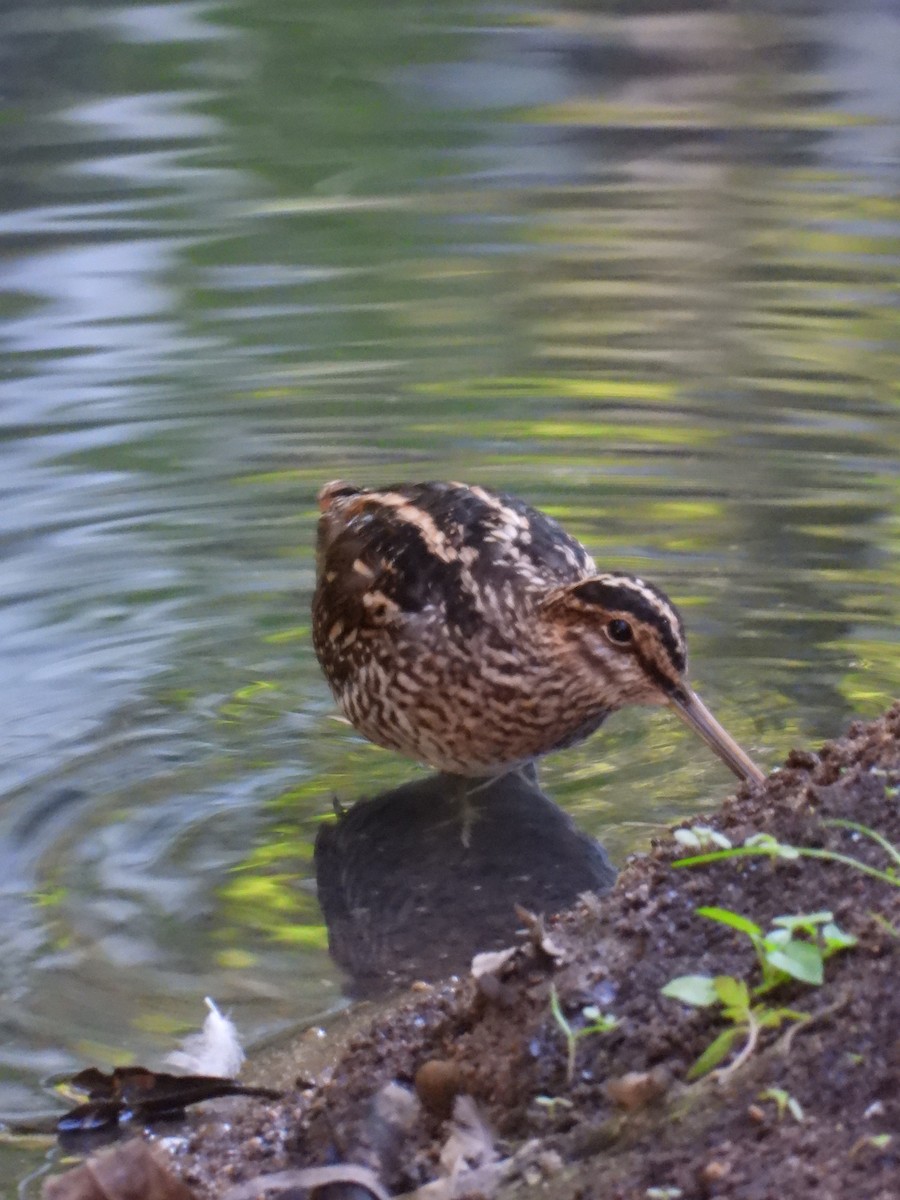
[{"left": 49, "top": 706, "right": 900, "bottom": 1200}]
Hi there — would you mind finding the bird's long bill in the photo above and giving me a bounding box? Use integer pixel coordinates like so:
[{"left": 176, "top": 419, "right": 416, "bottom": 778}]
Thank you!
[{"left": 669, "top": 688, "right": 766, "bottom": 785}]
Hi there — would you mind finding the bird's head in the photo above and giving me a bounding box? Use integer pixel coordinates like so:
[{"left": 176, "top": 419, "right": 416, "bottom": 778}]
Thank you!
[{"left": 539, "top": 573, "right": 765, "bottom": 785}]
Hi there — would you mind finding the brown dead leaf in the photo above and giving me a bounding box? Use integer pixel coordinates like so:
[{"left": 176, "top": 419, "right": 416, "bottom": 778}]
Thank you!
[
  {"left": 513, "top": 906, "right": 567, "bottom": 962},
  {"left": 57, "top": 1066, "right": 281, "bottom": 1136},
  {"left": 470, "top": 948, "right": 516, "bottom": 979},
  {"left": 221, "top": 1165, "right": 390, "bottom": 1200},
  {"left": 43, "top": 1140, "right": 197, "bottom": 1200}
]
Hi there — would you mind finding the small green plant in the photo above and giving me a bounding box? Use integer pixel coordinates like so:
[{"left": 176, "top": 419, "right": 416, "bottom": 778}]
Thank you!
[
  {"left": 533, "top": 1094, "right": 574, "bottom": 1113},
  {"left": 759, "top": 1086, "right": 804, "bottom": 1122},
  {"left": 698, "top": 907, "right": 857, "bottom": 992},
  {"left": 849, "top": 1132, "right": 893, "bottom": 1157},
  {"left": 549, "top": 985, "right": 619, "bottom": 1084},
  {"left": 661, "top": 907, "right": 856, "bottom": 1078},
  {"left": 661, "top": 972, "right": 807, "bottom": 1079},
  {"left": 864, "top": 1134, "right": 892, "bottom": 1151},
  {"left": 673, "top": 825, "right": 732, "bottom": 852},
  {"left": 872, "top": 913, "right": 899, "bottom": 939},
  {"left": 673, "top": 822, "right": 899, "bottom": 888}
]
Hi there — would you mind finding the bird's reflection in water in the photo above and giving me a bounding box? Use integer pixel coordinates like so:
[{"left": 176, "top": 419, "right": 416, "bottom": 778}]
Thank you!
[{"left": 314, "top": 768, "right": 616, "bottom": 997}]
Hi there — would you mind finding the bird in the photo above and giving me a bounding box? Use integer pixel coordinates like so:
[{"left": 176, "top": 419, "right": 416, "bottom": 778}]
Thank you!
[{"left": 312, "top": 480, "right": 765, "bottom": 786}]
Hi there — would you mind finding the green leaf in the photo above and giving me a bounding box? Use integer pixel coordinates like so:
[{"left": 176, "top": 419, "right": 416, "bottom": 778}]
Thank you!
[
  {"left": 866, "top": 1134, "right": 892, "bottom": 1150},
  {"left": 821, "top": 923, "right": 857, "bottom": 951},
  {"left": 765, "top": 928, "right": 791, "bottom": 947},
  {"left": 583, "top": 1012, "right": 619, "bottom": 1035},
  {"left": 549, "top": 985, "right": 573, "bottom": 1038},
  {"left": 697, "top": 907, "right": 761, "bottom": 938},
  {"left": 765, "top": 941, "right": 824, "bottom": 985},
  {"left": 688, "top": 1027, "right": 742, "bottom": 1079},
  {"left": 661, "top": 975, "right": 719, "bottom": 1007},
  {"left": 771, "top": 911, "right": 832, "bottom": 932},
  {"left": 744, "top": 833, "right": 800, "bottom": 859},
  {"left": 759, "top": 1086, "right": 805, "bottom": 1122},
  {"left": 756, "top": 1005, "right": 793, "bottom": 1029},
  {"left": 713, "top": 975, "right": 750, "bottom": 1012}
]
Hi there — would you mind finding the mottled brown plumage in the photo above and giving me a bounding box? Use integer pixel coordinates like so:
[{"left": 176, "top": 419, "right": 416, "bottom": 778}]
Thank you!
[{"left": 312, "top": 480, "right": 764, "bottom": 783}]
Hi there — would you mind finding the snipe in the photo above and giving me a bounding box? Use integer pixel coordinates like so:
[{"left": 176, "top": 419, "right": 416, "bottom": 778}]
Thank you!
[{"left": 312, "top": 480, "right": 765, "bottom": 785}]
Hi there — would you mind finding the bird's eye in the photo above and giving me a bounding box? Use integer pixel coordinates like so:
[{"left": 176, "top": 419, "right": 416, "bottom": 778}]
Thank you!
[{"left": 606, "top": 618, "right": 633, "bottom": 645}]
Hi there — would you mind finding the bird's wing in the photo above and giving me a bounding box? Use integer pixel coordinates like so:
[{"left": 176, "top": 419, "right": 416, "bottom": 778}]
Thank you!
[{"left": 314, "top": 481, "right": 594, "bottom": 642}]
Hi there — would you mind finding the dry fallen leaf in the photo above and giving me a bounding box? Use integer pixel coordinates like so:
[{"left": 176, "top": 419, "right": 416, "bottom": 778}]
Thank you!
[
  {"left": 221, "top": 1165, "right": 391, "bottom": 1200},
  {"left": 43, "top": 1140, "right": 197, "bottom": 1200},
  {"left": 470, "top": 948, "right": 516, "bottom": 980},
  {"left": 57, "top": 1066, "right": 281, "bottom": 1137},
  {"left": 513, "top": 906, "right": 567, "bottom": 962}
]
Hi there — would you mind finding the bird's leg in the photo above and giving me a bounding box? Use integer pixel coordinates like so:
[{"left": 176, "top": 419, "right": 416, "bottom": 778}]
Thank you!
[
  {"left": 453, "top": 775, "right": 478, "bottom": 849},
  {"left": 466, "top": 761, "right": 536, "bottom": 796},
  {"left": 455, "top": 761, "right": 539, "bottom": 846},
  {"left": 452, "top": 773, "right": 498, "bottom": 847}
]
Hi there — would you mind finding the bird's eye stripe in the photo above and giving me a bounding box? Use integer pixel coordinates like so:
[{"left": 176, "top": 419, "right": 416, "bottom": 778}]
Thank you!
[{"left": 570, "top": 578, "right": 685, "bottom": 672}]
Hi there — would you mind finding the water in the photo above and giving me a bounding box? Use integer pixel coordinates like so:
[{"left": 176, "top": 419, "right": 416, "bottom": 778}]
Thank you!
[{"left": 0, "top": 0, "right": 897, "bottom": 1188}]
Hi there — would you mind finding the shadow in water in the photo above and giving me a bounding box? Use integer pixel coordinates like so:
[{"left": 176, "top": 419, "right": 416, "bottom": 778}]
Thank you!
[{"left": 315, "top": 768, "right": 615, "bottom": 997}]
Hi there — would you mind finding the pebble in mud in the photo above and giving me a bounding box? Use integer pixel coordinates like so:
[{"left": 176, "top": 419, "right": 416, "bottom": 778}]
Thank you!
[
  {"left": 604, "top": 1068, "right": 669, "bottom": 1111},
  {"left": 415, "top": 1059, "right": 464, "bottom": 1119}
]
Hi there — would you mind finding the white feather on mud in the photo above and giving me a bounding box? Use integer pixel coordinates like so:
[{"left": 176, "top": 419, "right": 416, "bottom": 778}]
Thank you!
[{"left": 166, "top": 997, "right": 245, "bottom": 1078}]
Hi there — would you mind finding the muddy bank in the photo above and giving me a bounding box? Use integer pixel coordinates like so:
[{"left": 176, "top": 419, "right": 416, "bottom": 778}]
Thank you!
[{"left": 49, "top": 706, "right": 899, "bottom": 1199}]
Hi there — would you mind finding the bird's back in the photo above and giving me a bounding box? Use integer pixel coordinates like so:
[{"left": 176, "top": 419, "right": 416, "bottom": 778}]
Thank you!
[{"left": 315, "top": 480, "right": 594, "bottom": 633}]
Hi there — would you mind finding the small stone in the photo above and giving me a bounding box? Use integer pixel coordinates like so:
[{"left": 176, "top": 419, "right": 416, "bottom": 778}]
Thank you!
[
  {"left": 373, "top": 1081, "right": 421, "bottom": 1131},
  {"left": 605, "top": 1069, "right": 669, "bottom": 1111},
  {"left": 700, "top": 1160, "right": 730, "bottom": 1184},
  {"left": 415, "top": 1059, "right": 462, "bottom": 1119},
  {"left": 537, "top": 1150, "right": 564, "bottom": 1177}
]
